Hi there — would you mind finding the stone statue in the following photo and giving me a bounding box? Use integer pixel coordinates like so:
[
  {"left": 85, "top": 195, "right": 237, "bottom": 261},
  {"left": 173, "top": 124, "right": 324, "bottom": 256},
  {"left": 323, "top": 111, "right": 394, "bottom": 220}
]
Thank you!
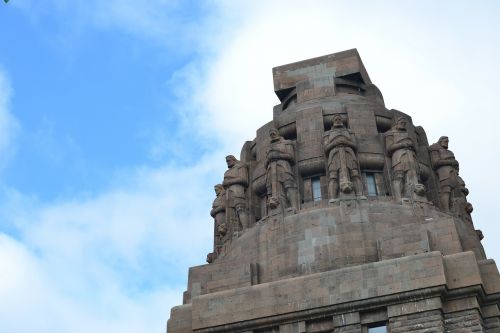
[
  {"left": 265, "top": 128, "right": 298, "bottom": 210},
  {"left": 451, "top": 175, "right": 473, "bottom": 223},
  {"left": 385, "top": 116, "right": 421, "bottom": 202},
  {"left": 206, "top": 252, "right": 215, "bottom": 264},
  {"left": 210, "top": 184, "right": 226, "bottom": 255},
  {"left": 323, "top": 114, "right": 362, "bottom": 199},
  {"left": 429, "top": 136, "right": 459, "bottom": 212},
  {"left": 223, "top": 155, "right": 249, "bottom": 231},
  {"left": 407, "top": 183, "right": 433, "bottom": 217}
]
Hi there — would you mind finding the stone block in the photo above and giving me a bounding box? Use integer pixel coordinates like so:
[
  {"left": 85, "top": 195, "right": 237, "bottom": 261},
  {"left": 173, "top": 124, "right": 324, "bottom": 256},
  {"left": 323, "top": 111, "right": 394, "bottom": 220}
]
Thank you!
[
  {"left": 443, "top": 252, "right": 482, "bottom": 289},
  {"left": 387, "top": 297, "right": 442, "bottom": 317},
  {"left": 443, "top": 297, "right": 480, "bottom": 314},
  {"left": 333, "top": 312, "right": 360, "bottom": 327},
  {"left": 191, "top": 252, "right": 446, "bottom": 330},
  {"left": 167, "top": 304, "right": 192, "bottom": 333},
  {"left": 444, "top": 309, "right": 483, "bottom": 332},
  {"left": 478, "top": 259, "right": 500, "bottom": 295}
]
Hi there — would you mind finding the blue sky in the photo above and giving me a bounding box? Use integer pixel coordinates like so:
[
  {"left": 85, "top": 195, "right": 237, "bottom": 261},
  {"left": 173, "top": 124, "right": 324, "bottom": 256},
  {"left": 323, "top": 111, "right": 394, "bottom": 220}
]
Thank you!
[{"left": 0, "top": 1, "right": 499, "bottom": 332}]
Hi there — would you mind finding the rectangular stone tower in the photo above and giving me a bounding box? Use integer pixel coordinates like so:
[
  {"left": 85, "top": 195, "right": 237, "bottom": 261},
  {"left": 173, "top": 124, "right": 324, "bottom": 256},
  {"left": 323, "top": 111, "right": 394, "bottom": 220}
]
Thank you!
[{"left": 167, "top": 49, "right": 500, "bottom": 333}]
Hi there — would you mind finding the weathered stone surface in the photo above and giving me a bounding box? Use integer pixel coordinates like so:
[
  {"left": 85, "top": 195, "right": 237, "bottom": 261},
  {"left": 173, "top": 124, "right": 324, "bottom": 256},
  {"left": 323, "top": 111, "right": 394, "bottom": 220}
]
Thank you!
[
  {"left": 444, "top": 309, "right": 484, "bottom": 332},
  {"left": 167, "top": 49, "right": 500, "bottom": 333},
  {"left": 191, "top": 252, "right": 446, "bottom": 330},
  {"left": 389, "top": 309, "right": 444, "bottom": 332}
]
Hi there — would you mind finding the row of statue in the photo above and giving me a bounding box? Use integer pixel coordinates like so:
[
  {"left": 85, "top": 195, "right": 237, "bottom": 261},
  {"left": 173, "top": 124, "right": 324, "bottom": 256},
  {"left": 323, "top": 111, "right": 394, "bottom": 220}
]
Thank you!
[{"left": 206, "top": 115, "right": 473, "bottom": 262}]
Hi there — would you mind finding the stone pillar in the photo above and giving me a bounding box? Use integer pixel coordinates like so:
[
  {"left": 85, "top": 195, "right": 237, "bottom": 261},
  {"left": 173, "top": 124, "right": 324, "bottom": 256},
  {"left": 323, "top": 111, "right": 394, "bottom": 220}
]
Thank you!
[
  {"left": 482, "top": 305, "right": 500, "bottom": 332},
  {"left": 443, "top": 297, "right": 485, "bottom": 332}
]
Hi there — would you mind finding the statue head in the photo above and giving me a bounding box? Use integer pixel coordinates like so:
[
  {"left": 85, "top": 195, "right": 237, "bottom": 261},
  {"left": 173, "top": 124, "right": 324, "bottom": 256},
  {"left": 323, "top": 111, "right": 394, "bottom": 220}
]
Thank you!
[
  {"left": 340, "top": 180, "right": 353, "bottom": 194},
  {"left": 269, "top": 128, "right": 280, "bottom": 141},
  {"left": 438, "top": 136, "right": 449, "bottom": 149},
  {"left": 465, "top": 202, "right": 473, "bottom": 214},
  {"left": 214, "top": 184, "right": 223, "bottom": 196},
  {"left": 333, "top": 114, "right": 344, "bottom": 128},
  {"left": 413, "top": 183, "right": 426, "bottom": 196},
  {"left": 394, "top": 116, "right": 408, "bottom": 131},
  {"left": 225, "top": 155, "right": 237, "bottom": 168},
  {"left": 267, "top": 196, "right": 279, "bottom": 209}
]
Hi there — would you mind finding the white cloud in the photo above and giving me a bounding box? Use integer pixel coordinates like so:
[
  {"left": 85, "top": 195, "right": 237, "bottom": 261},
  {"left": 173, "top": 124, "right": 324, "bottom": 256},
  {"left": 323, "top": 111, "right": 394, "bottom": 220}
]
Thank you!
[
  {"left": 2, "top": 2, "right": 500, "bottom": 333},
  {"left": 184, "top": 0, "right": 500, "bottom": 260},
  {"left": 14, "top": 0, "right": 218, "bottom": 52},
  {"left": 0, "top": 151, "right": 229, "bottom": 332},
  {"left": 0, "top": 233, "right": 185, "bottom": 333}
]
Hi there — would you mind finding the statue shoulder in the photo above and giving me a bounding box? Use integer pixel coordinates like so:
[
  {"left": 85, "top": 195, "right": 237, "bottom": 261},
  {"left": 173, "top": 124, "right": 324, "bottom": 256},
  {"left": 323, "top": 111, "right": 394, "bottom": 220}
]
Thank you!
[
  {"left": 384, "top": 129, "right": 396, "bottom": 138},
  {"left": 428, "top": 143, "right": 441, "bottom": 152}
]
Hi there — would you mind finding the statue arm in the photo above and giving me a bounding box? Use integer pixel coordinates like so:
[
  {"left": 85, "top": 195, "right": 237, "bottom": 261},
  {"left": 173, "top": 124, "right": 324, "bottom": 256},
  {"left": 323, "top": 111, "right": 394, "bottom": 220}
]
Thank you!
[
  {"left": 324, "top": 140, "right": 335, "bottom": 154},
  {"left": 344, "top": 137, "right": 357, "bottom": 151},
  {"left": 228, "top": 165, "right": 249, "bottom": 187},
  {"left": 323, "top": 133, "right": 332, "bottom": 153},
  {"left": 280, "top": 143, "right": 295, "bottom": 163},
  {"left": 222, "top": 178, "right": 236, "bottom": 187},
  {"left": 429, "top": 148, "right": 458, "bottom": 169},
  {"left": 385, "top": 135, "right": 395, "bottom": 155},
  {"left": 268, "top": 151, "right": 293, "bottom": 162},
  {"left": 210, "top": 206, "right": 225, "bottom": 217},
  {"left": 223, "top": 178, "right": 242, "bottom": 187},
  {"left": 394, "top": 141, "right": 413, "bottom": 151},
  {"left": 433, "top": 158, "right": 459, "bottom": 169},
  {"left": 387, "top": 139, "right": 414, "bottom": 155}
]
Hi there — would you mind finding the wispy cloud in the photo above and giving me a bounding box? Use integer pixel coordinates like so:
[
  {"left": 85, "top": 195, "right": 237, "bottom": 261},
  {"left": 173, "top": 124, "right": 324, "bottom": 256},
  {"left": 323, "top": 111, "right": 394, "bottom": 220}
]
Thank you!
[
  {"left": 14, "top": 0, "right": 217, "bottom": 52},
  {"left": 1, "top": 231, "right": 185, "bottom": 333},
  {"left": 0, "top": 152, "right": 226, "bottom": 332},
  {"left": 176, "top": 0, "right": 500, "bottom": 262},
  {"left": 1, "top": 2, "right": 499, "bottom": 333},
  {"left": 0, "top": 69, "right": 19, "bottom": 170}
]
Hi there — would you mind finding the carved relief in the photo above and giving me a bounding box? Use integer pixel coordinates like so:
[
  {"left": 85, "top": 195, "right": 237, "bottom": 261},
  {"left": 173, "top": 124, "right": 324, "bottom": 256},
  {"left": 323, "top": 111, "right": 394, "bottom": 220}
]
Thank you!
[
  {"left": 429, "top": 136, "right": 459, "bottom": 212},
  {"left": 223, "top": 155, "right": 249, "bottom": 232},
  {"left": 385, "top": 117, "right": 422, "bottom": 202},
  {"left": 265, "top": 128, "right": 298, "bottom": 211},
  {"left": 323, "top": 115, "right": 362, "bottom": 199}
]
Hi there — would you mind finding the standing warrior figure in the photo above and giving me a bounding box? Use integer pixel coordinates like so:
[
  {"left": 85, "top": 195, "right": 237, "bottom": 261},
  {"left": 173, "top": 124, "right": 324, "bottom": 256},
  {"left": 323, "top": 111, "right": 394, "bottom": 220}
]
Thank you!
[
  {"left": 429, "top": 136, "right": 459, "bottom": 212},
  {"left": 451, "top": 175, "right": 473, "bottom": 223},
  {"left": 385, "top": 116, "right": 421, "bottom": 202},
  {"left": 210, "top": 184, "right": 226, "bottom": 255},
  {"left": 265, "top": 128, "right": 298, "bottom": 210},
  {"left": 323, "top": 115, "right": 362, "bottom": 199},
  {"left": 223, "top": 155, "right": 249, "bottom": 231}
]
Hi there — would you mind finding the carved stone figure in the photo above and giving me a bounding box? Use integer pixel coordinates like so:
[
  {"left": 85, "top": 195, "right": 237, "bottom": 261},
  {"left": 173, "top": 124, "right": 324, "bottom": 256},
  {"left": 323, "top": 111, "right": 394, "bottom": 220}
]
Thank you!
[
  {"left": 265, "top": 128, "right": 298, "bottom": 210},
  {"left": 206, "top": 252, "right": 215, "bottom": 264},
  {"left": 210, "top": 184, "right": 226, "bottom": 254},
  {"left": 451, "top": 175, "right": 473, "bottom": 223},
  {"left": 223, "top": 155, "right": 249, "bottom": 231},
  {"left": 409, "top": 183, "right": 433, "bottom": 217},
  {"left": 385, "top": 117, "right": 421, "bottom": 202},
  {"left": 429, "top": 136, "right": 459, "bottom": 212},
  {"left": 323, "top": 114, "right": 362, "bottom": 199}
]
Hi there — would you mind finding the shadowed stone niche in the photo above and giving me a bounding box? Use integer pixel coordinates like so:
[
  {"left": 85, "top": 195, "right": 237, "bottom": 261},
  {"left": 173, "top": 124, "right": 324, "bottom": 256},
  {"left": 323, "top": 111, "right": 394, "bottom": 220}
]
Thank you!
[{"left": 168, "top": 49, "right": 500, "bottom": 333}]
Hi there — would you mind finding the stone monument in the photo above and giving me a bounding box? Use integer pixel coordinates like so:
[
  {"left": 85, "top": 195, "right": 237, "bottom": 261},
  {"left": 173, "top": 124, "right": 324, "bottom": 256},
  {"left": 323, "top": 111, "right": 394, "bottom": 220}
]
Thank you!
[{"left": 168, "top": 49, "right": 500, "bottom": 333}]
